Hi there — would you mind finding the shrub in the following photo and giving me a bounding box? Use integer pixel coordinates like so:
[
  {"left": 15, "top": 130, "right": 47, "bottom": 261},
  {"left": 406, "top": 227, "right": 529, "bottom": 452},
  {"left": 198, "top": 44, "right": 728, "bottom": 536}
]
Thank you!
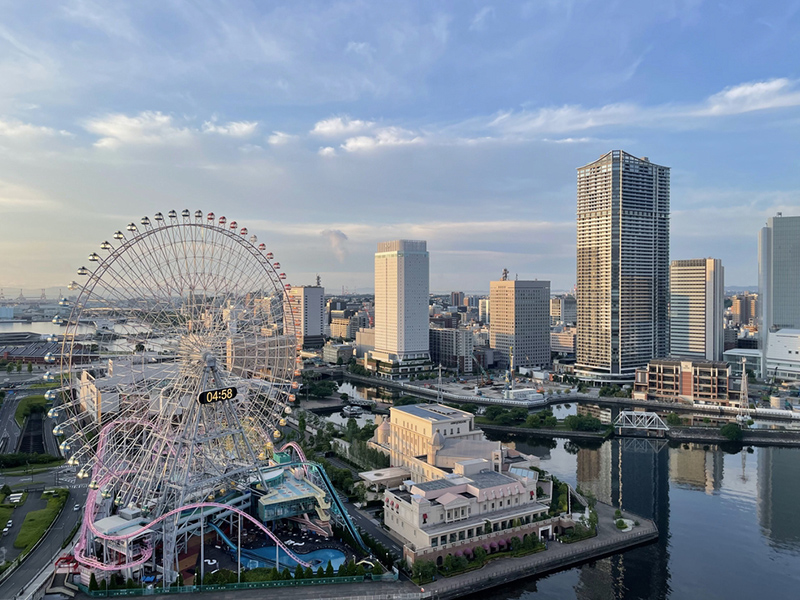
[
  {"left": 614, "top": 509, "right": 622, "bottom": 519},
  {"left": 721, "top": 423, "right": 744, "bottom": 442},
  {"left": 616, "top": 519, "right": 626, "bottom": 530}
]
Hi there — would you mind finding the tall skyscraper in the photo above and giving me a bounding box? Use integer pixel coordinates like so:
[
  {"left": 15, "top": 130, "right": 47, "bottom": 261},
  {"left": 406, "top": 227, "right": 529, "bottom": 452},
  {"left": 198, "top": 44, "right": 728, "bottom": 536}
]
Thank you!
[
  {"left": 489, "top": 279, "right": 550, "bottom": 369},
  {"left": 670, "top": 258, "right": 724, "bottom": 361},
  {"left": 367, "top": 240, "right": 431, "bottom": 378},
  {"left": 759, "top": 214, "right": 800, "bottom": 374},
  {"left": 576, "top": 150, "right": 670, "bottom": 383},
  {"left": 287, "top": 285, "right": 325, "bottom": 348}
]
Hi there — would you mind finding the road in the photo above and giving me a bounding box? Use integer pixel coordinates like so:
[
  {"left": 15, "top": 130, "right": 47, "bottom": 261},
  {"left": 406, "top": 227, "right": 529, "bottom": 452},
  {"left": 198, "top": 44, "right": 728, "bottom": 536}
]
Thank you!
[
  {"left": 0, "top": 390, "right": 24, "bottom": 453},
  {"left": 0, "top": 466, "right": 87, "bottom": 599}
]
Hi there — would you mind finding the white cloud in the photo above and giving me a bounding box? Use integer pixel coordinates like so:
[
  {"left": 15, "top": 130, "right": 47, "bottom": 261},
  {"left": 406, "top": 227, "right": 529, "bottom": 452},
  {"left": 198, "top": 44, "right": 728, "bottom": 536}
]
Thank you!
[
  {"left": 84, "top": 111, "right": 193, "bottom": 149},
  {"left": 202, "top": 120, "right": 259, "bottom": 137},
  {"left": 485, "top": 78, "right": 800, "bottom": 137},
  {"left": 0, "top": 118, "right": 69, "bottom": 138},
  {"left": 311, "top": 116, "right": 374, "bottom": 137},
  {"left": 340, "top": 126, "right": 422, "bottom": 152},
  {"left": 318, "top": 146, "right": 336, "bottom": 157},
  {"left": 267, "top": 131, "right": 295, "bottom": 145},
  {"left": 699, "top": 78, "right": 800, "bottom": 116}
]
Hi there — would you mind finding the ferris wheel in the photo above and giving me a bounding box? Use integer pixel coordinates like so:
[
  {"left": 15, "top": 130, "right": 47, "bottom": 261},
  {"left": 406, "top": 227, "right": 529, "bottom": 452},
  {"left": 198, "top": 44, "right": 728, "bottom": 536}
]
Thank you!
[{"left": 51, "top": 210, "right": 301, "bottom": 572}]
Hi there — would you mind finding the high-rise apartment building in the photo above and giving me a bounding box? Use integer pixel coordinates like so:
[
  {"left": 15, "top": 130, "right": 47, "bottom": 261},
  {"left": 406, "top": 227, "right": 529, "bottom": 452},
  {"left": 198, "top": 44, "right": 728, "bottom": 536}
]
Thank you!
[
  {"left": 287, "top": 285, "right": 325, "bottom": 348},
  {"left": 731, "top": 293, "right": 758, "bottom": 327},
  {"left": 489, "top": 279, "right": 550, "bottom": 369},
  {"left": 429, "top": 327, "right": 474, "bottom": 374},
  {"left": 759, "top": 214, "right": 800, "bottom": 376},
  {"left": 367, "top": 240, "right": 431, "bottom": 378},
  {"left": 450, "top": 291, "right": 464, "bottom": 307},
  {"left": 576, "top": 150, "right": 670, "bottom": 383},
  {"left": 670, "top": 258, "right": 724, "bottom": 361}
]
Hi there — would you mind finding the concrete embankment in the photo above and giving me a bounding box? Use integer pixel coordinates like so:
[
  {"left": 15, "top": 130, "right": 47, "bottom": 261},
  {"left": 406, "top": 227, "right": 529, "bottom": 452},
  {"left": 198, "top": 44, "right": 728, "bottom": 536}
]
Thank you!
[
  {"left": 667, "top": 426, "right": 800, "bottom": 447},
  {"left": 479, "top": 423, "right": 607, "bottom": 441},
  {"left": 422, "top": 502, "right": 657, "bottom": 600}
]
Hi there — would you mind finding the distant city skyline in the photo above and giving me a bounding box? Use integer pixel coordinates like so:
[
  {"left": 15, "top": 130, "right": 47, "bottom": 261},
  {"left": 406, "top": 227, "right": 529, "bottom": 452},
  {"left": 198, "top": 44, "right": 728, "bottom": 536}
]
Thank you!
[{"left": 1, "top": 3, "right": 799, "bottom": 292}]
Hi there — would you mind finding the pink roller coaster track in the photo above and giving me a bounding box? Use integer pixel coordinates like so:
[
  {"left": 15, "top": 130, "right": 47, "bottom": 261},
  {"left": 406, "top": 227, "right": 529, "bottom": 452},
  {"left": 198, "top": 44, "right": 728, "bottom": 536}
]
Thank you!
[{"left": 73, "top": 422, "right": 313, "bottom": 572}]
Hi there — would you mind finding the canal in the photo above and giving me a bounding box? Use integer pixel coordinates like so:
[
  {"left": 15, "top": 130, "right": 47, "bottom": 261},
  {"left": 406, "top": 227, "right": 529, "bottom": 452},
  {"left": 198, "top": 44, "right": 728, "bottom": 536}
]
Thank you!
[{"left": 480, "top": 433, "right": 800, "bottom": 600}]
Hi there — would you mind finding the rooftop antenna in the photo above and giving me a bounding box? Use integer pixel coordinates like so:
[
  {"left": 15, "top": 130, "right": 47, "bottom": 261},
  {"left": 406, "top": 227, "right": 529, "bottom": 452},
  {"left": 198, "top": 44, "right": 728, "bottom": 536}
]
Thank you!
[
  {"left": 316, "top": 274, "right": 321, "bottom": 287},
  {"left": 40, "top": 288, "right": 47, "bottom": 301},
  {"left": 17, "top": 289, "right": 25, "bottom": 301},
  {"left": 501, "top": 268, "right": 509, "bottom": 281}
]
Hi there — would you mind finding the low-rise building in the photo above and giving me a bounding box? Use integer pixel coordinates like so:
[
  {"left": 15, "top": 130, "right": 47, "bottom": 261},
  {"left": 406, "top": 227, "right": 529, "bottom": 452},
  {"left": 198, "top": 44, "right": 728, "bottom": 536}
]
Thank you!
[
  {"left": 764, "top": 329, "right": 800, "bottom": 381},
  {"left": 321, "top": 342, "right": 354, "bottom": 364},
  {"left": 550, "top": 325, "right": 576, "bottom": 354},
  {"left": 384, "top": 458, "right": 570, "bottom": 567},
  {"left": 632, "top": 359, "right": 743, "bottom": 407},
  {"left": 723, "top": 348, "right": 762, "bottom": 378}
]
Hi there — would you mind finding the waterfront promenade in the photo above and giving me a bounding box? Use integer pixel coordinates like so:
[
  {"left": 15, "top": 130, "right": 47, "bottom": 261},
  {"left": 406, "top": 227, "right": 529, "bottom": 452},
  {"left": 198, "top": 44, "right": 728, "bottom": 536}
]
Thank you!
[{"left": 110, "top": 503, "right": 656, "bottom": 600}]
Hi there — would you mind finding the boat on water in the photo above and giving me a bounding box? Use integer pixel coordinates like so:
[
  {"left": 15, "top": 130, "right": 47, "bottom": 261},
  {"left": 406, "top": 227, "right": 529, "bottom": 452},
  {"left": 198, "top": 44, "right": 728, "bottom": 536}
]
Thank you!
[{"left": 342, "top": 405, "right": 363, "bottom": 418}]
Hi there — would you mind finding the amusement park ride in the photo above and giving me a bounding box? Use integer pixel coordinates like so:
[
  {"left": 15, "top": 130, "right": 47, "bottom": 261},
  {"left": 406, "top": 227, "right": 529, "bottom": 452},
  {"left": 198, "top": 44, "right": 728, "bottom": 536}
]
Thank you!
[{"left": 47, "top": 210, "right": 364, "bottom": 586}]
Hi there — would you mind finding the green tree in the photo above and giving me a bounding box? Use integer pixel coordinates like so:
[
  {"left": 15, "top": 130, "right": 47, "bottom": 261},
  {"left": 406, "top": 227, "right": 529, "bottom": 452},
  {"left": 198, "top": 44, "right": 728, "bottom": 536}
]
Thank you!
[
  {"left": 665, "top": 412, "right": 682, "bottom": 427},
  {"left": 316, "top": 566, "right": 324, "bottom": 578},
  {"left": 89, "top": 573, "right": 99, "bottom": 591},
  {"left": 6, "top": 363, "right": 12, "bottom": 374},
  {"left": 27, "top": 362, "right": 32, "bottom": 373},
  {"left": 336, "top": 356, "right": 344, "bottom": 365},
  {"left": 721, "top": 422, "right": 744, "bottom": 442},
  {"left": 15, "top": 362, "right": 21, "bottom": 372},
  {"left": 297, "top": 413, "right": 307, "bottom": 440},
  {"left": 325, "top": 561, "right": 334, "bottom": 577},
  {"left": 304, "top": 566, "right": 314, "bottom": 579},
  {"left": 484, "top": 405, "right": 505, "bottom": 421},
  {"left": 524, "top": 414, "right": 541, "bottom": 428}
]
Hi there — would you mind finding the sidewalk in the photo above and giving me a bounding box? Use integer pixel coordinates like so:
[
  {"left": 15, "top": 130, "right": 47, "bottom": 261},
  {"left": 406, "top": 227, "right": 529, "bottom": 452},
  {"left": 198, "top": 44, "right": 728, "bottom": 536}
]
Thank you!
[{"left": 421, "top": 502, "right": 657, "bottom": 600}]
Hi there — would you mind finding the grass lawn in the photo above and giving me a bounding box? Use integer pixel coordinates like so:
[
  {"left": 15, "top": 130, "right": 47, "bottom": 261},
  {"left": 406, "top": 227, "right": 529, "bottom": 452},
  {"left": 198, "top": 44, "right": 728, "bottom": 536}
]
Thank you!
[
  {"left": 13, "top": 488, "right": 69, "bottom": 554},
  {"left": 28, "top": 382, "right": 59, "bottom": 389},
  {"left": 14, "top": 395, "right": 49, "bottom": 427}
]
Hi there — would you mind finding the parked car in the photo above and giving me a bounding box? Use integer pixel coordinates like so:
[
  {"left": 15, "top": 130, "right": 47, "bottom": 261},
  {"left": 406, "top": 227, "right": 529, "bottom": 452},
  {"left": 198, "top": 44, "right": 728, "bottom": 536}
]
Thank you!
[
  {"left": 2, "top": 528, "right": 8, "bottom": 536},
  {"left": 5, "top": 519, "right": 11, "bottom": 528},
  {"left": 74, "top": 504, "right": 81, "bottom": 512}
]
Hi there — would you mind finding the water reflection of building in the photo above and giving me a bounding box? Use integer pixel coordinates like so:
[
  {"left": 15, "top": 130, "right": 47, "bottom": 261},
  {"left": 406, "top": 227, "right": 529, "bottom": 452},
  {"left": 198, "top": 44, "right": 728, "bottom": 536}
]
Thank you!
[
  {"left": 757, "top": 446, "right": 800, "bottom": 548},
  {"left": 577, "top": 403, "right": 613, "bottom": 425},
  {"left": 669, "top": 444, "right": 723, "bottom": 495},
  {"left": 577, "top": 439, "right": 670, "bottom": 600}
]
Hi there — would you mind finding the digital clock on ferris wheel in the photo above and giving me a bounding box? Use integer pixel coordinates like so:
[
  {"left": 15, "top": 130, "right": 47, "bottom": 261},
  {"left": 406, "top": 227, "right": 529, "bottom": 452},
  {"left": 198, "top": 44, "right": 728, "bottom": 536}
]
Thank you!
[{"left": 197, "top": 386, "right": 238, "bottom": 405}]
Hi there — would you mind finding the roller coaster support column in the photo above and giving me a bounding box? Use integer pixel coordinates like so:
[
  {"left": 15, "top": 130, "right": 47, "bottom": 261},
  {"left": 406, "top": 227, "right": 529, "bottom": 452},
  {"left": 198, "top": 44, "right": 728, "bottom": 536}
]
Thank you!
[{"left": 237, "top": 512, "right": 242, "bottom": 584}]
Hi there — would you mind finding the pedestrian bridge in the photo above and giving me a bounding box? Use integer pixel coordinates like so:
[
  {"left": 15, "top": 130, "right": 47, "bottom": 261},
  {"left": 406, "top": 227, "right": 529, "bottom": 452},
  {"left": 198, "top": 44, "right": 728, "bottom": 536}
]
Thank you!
[{"left": 613, "top": 411, "right": 669, "bottom": 437}]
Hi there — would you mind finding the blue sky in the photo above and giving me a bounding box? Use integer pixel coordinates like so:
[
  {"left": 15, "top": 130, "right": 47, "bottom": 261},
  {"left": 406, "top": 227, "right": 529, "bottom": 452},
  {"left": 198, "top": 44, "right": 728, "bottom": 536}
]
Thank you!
[{"left": 1, "top": 1, "right": 799, "bottom": 294}]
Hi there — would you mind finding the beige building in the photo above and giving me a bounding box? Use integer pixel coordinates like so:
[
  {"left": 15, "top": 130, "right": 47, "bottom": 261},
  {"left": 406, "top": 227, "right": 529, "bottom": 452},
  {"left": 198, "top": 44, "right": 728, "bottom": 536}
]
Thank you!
[
  {"left": 670, "top": 258, "right": 724, "bottom": 361},
  {"left": 370, "top": 404, "right": 538, "bottom": 484},
  {"left": 385, "top": 458, "right": 565, "bottom": 567},
  {"left": 287, "top": 285, "right": 325, "bottom": 348},
  {"left": 489, "top": 279, "right": 550, "bottom": 369}
]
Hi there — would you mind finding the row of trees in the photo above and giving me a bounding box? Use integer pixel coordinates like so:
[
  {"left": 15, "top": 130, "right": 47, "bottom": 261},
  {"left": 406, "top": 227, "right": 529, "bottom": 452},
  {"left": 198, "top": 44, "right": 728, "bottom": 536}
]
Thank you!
[
  {"left": 562, "top": 414, "right": 604, "bottom": 432},
  {"left": 2, "top": 361, "right": 32, "bottom": 373}
]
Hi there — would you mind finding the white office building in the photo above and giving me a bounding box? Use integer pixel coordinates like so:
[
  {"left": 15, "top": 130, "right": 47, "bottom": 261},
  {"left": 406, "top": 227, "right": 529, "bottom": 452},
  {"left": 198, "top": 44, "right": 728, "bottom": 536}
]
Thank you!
[
  {"left": 670, "top": 258, "right": 724, "bottom": 361},
  {"left": 478, "top": 298, "right": 490, "bottom": 324},
  {"left": 489, "top": 279, "right": 550, "bottom": 369},
  {"left": 287, "top": 285, "right": 325, "bottom": 348},
  {"left": 367, "top": 240, "right": 431, "bottom": 378},
  {"left": 759, "top": 214, "right": 800, "bottom": 377},
  {"left": 575, "top": 150, "right": 670, "bottom": 383}
]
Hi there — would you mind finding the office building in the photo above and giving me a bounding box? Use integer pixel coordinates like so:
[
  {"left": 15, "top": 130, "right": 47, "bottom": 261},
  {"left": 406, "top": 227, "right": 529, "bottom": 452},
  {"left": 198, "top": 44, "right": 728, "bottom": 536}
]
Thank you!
[
  {"left": 367, "top": 240, "right": 431, "bottom": 378},
  {"left": 450, "top": 291, "right": 464, "bottom": 307},
  {"left": 478, "top": 298, "right": 490, "bottom": 324},
  {"left": 670, "top": 258, "right": 724, "bottom": 361},
  {"left": 489, "top": 279, "right": 550, "bottom": 369},
  {"left": 576, "top": 150, "right": 670, "bottom": 383},
  {"left": 287, "top": 285, "right": 325, "bottom": 348},
  {"left": 550, "top": 295, "right": 577, "bottom": 326},
  {"left": 759, "top": 214, "right": 800, "bottom": 376}
]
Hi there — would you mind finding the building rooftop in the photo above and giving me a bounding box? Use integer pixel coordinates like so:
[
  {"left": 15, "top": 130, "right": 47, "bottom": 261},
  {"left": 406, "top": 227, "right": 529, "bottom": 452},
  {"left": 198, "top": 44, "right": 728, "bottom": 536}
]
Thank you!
[{"left": 392, "top": 403, "right": 472, "bottom": 422}]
